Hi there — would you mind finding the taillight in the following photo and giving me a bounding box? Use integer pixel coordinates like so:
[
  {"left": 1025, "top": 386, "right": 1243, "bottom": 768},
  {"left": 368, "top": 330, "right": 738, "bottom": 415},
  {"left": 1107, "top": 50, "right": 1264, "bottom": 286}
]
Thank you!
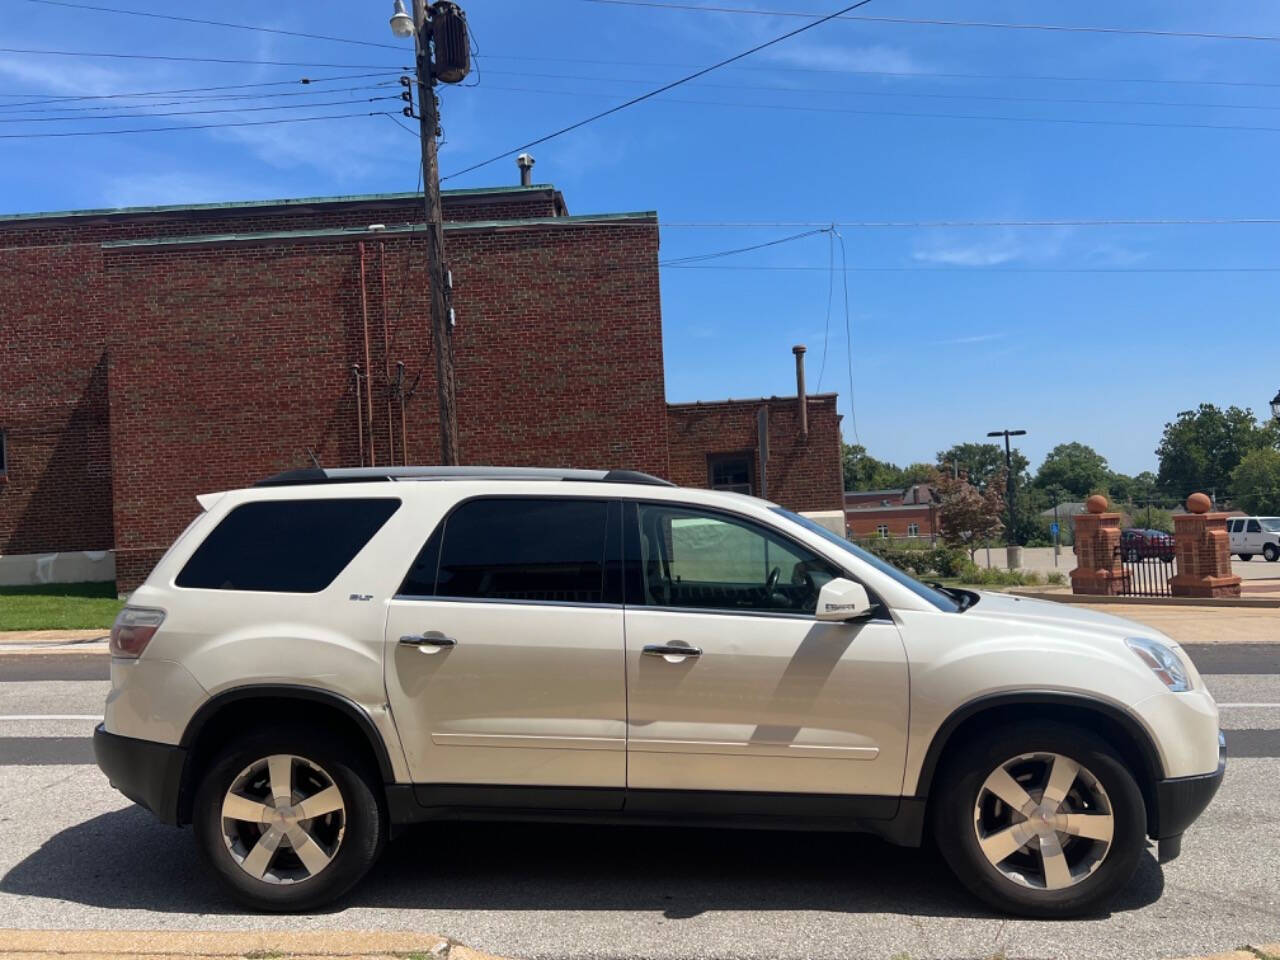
[{"left": 110, "top": 607, "right": 166, "bottom": 658}]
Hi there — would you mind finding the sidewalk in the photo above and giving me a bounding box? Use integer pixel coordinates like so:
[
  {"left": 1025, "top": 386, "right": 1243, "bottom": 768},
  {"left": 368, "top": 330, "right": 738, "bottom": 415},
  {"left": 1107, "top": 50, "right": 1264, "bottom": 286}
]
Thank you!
[
  {"left": 0, "top": 630, "right": 108, "bottom": 654},
  {"left": 0, "top": 931, "right": 509, "bottom": 960}
]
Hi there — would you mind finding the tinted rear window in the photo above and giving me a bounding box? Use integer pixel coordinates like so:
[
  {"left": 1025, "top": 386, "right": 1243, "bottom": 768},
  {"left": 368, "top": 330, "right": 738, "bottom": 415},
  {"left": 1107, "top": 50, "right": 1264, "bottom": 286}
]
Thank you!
[
  {"left": 177, "top": 498, "right": 401, "bottom": 592},
  {"left": 400, "top": 498, "right": 609, "bottom": 603}
]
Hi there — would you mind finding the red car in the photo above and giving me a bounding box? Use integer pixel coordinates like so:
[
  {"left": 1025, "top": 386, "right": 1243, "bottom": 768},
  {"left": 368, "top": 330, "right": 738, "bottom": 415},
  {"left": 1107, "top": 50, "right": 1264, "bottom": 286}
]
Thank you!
[{"left": 1121, "top": 527, "right": 1176, "bottom": 563}]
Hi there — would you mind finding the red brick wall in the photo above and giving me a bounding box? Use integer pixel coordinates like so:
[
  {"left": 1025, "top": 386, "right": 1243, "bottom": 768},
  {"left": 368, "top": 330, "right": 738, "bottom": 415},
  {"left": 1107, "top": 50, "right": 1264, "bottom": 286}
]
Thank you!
[
  {"left": 104, "top": 218, "right": 665, "bottom": 588},
  {"left": 846, "top": 507, "right": 938, "bottom": 538},
  {"left": 666, "top": 395, "right": 843, "bottom": 513}
]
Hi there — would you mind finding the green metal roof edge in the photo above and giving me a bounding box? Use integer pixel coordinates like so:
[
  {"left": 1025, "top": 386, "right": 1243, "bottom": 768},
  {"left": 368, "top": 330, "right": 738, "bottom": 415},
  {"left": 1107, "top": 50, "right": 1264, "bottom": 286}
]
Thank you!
[
  {"left": 100, "top": 211, "right": 658, "bottom": 250},
  {"left": 0, "top": 185, "right": 558, "bottom": 225}
]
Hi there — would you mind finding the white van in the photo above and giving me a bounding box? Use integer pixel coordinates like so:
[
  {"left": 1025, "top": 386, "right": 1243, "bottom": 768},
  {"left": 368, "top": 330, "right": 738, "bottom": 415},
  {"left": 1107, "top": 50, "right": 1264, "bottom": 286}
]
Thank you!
[{"left": 1226, "top": 516, "right": 1280, "bottom": 561}]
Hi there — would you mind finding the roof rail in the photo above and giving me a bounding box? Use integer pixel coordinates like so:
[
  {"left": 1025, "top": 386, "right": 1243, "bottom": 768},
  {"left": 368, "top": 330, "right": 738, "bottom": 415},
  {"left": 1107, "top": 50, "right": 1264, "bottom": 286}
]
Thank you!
[{"left": 254, "top": 466, "right": 675, "bottom": 488}]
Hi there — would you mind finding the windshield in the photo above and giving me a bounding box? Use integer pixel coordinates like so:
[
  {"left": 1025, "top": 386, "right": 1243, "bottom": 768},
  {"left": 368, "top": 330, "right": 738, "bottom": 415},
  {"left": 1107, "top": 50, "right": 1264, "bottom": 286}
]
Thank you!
[
  {"left": 772, "top": 507, "right": 961, "bottom": 613},
  {"left": 1262, "top": 518, "right": 1280, "bottom": 533}
]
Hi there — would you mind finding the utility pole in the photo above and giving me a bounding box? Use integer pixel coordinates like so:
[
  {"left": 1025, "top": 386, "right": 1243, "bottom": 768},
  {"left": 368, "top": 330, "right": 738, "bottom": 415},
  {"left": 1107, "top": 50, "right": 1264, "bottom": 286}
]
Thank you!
[
  {"left": 987, "top": 428, "right": 1027, "bottom": 570},
  {"left": 391, "top": 0, "right": 468, "bottom": 465}
]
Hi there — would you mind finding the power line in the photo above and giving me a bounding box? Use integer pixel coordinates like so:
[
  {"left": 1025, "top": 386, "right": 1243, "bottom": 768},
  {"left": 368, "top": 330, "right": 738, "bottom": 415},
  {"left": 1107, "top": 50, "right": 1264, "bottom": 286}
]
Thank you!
[
  {"left": 0, "top": 94, "right": 398, "bottom": 124},
  {"left": 476, "top": 68, "right": 1280, "bottom": 114},
  {"left": 817, "top": 228, "right": 835, "bottom": 392},
  {"left": 664, "top": 264, "right": 1280, "bottom": 273},
  {"left": 16, "top": 0, "right": 404, "bottom": 50},
  {"left": 0, "top": 110, "right": 391, "bottom": 139},
  {"left": 578, "top": 0, "right": 1280, "bottom": 44},
  {"left": 474, "top": 53, "right": 1280, "bottom": 92},
  {"left": 657, "top": 218, "right": 1280, "bottom": 228},
  {"left": 0, "top": 84, "right": 397, "bottom": 117},
  {"left": 441, "top": 0, "right": 878, "bottom": 181},
  {"left": 0, "top": 47, "right": 402, "bottom": 69},
  {"left": 659, "top": 227, "right": 827, "bottom": 265},
  {"left": 470, "top": 83, "right": 1280, "bottom": 136},
  {"left": 0, "top": 72, "right": 398, "bottom": 109},
  {"left": 834, "top": 229, "right": 861, "bottom": 447}
]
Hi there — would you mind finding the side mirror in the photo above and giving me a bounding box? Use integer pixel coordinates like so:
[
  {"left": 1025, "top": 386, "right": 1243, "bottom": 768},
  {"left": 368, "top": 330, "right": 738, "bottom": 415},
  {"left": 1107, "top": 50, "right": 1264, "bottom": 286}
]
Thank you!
[{"left": 815, "top": 577, "right": 875, "bottom": 622}]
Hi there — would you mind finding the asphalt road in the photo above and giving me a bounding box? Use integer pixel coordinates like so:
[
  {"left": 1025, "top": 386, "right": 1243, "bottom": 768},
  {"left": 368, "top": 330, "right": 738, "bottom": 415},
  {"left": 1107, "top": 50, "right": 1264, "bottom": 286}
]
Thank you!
[{"left": 1, "top": 647, "right": 1277, "bottom": 960}]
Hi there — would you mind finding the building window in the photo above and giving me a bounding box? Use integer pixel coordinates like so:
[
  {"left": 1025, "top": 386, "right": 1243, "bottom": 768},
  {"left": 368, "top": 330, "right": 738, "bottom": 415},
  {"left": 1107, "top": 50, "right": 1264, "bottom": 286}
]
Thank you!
[
  {"left": 707, "top": 453, "right": 754, "bottom": 495},
  {"left": 907, "top": 522, "right": 920, "bottom": 538},
  {"left": 876, "top": 524, "right": 889, "bottom": 538}
]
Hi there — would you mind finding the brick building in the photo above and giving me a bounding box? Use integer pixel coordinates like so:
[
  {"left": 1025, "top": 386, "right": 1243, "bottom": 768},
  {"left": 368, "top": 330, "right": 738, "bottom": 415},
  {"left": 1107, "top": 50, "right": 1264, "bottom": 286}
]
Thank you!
[
  {"left": 1, "top": 181, "right": 843, "bottom": 589},
  {"left": 845, "top": 483, "right": 941, "bottom": 541}
]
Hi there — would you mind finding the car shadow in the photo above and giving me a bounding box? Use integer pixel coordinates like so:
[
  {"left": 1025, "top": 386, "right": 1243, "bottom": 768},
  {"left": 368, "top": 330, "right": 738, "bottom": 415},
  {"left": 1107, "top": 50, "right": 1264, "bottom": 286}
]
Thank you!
[{"left": 1, "top": 807, "right": 1165, "bottom": 919}]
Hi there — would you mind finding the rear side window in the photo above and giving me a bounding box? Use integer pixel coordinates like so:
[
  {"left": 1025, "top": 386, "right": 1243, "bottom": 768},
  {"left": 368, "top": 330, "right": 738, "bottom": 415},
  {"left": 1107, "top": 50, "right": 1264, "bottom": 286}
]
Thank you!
[
  {"left": 399, "top": 498, "right": 610, "bottom": 604},
  {"left": 177, "top": 498, "right": 401, "bottom": 592}
]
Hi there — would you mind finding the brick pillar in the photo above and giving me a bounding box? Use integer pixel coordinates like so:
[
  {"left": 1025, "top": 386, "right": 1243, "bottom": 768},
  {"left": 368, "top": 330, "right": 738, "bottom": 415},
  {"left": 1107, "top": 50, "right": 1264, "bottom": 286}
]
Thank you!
[
  {"left": 1070, "top": 494, "right": 1129, "bottom": 595},
  {"left": 1169, "top": 492, "right": 1242, "bottom": 599}
]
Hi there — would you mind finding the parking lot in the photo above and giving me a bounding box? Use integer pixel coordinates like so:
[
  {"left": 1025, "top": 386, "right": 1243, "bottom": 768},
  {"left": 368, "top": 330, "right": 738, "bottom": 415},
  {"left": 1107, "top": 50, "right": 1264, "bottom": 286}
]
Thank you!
[{"left": 1, "top": 640, "right": 1276, "bottom": 960}]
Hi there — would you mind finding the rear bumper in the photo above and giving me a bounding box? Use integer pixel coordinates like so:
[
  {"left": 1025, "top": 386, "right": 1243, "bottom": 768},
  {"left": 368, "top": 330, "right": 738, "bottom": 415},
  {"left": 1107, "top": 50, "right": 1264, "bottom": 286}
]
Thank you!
[
  {"left": 93, "top": 724, "right": 186, "bottom": 825},
  {"left": 1151, "top": 732, "right": 1225, "bottom": 845}
]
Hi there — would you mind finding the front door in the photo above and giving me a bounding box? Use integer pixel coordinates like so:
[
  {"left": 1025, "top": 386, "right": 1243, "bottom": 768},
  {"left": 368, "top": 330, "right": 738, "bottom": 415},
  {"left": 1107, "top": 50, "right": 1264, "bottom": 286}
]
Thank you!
[
  {"left": 622, "top": 501, "right": 909, "bottom": 805},
  {"left": 385, "top": 496, "right": 626, "bottom": 805}
]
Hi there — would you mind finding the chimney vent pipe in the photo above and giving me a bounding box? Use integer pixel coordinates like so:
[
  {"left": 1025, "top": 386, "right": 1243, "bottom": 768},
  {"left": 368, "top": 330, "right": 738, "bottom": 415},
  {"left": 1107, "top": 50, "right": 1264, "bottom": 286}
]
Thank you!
[
  {"left": 792, "top": 344, "right": 808, "bottom": 438},
  {"left": 516, "top": 152, "right": 535, "bottom": 186}
]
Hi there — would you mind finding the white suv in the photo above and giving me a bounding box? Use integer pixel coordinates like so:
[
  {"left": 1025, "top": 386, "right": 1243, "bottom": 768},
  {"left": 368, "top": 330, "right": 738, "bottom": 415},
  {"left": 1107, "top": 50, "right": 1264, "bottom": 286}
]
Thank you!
[
  {"left": 1227, "top": 516, "right": 1280, "bottom": 562},
  {"left": 94, "top": 467, "right": 1224, "bottom": 917}
]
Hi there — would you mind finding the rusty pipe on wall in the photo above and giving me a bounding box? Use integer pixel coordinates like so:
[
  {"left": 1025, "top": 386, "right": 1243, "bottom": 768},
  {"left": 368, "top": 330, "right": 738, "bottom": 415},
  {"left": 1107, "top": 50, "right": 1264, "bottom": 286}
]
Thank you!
[
  {"left": 359, "top": 242, "right": 376, "bottom": 466},
  {"left": 380, "top": 241, "right": 396, "bottom": 467},
  {"left": 352, "top": 364, "right": 364, "bottom": 467},
  {"left": 396, "top": 360, "right": 407, "bottom": 465}
]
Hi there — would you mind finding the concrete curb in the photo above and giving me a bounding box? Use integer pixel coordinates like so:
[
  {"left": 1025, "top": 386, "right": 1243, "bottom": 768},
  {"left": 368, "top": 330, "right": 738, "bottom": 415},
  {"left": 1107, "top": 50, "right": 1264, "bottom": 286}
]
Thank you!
[
  {"left": 1012, "top": 589, "right": 1280, "bottom": 608},
  {"left": 0, "top": 931, "right": 513, "bottom": 960}
]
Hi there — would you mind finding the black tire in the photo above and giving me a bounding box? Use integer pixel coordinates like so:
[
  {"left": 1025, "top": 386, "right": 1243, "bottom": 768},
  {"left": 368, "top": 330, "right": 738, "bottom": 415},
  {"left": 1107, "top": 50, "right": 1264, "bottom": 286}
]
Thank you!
[
  {"left": 1265, "top": 544, "right": 1279, "bottom": 563},
  {"left": 932, "top": 721, "right": 1147, "bottom": 918},
  {"left": 1239, "top": 554, "right": 1253, "bottom": 562},
  {"left": 193, "top": 726, "right": 384, "bottom": 912}
]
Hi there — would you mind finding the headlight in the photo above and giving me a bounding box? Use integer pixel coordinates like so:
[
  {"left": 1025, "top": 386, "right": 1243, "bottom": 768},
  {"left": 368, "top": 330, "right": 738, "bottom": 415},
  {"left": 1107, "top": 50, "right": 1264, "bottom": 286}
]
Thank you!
[{"left": 1126, "top": 637, "right": 1191, "bottom": 692}]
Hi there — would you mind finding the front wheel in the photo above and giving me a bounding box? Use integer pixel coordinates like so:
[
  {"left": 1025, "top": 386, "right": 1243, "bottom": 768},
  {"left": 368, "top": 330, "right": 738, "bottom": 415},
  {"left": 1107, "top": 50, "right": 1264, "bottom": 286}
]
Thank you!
[
  {"left": 193, "top": 728, "right": 384, "bottom": 912},
  {"left": 1264, "top": 544, "right": 1279, "bottom": 563},
  {"left": 932, "top": 722, "right": 1146, "bottom": 918}
]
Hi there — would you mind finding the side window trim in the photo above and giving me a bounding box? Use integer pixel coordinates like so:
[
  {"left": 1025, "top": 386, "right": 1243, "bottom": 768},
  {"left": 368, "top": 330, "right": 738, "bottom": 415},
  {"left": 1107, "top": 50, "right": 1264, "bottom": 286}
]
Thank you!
[
  {"left": 623, "top": 498, "right": 890, "bottom": 620},
  {"left": 394, "top": 494, "right": 625, "bottom": 607}
]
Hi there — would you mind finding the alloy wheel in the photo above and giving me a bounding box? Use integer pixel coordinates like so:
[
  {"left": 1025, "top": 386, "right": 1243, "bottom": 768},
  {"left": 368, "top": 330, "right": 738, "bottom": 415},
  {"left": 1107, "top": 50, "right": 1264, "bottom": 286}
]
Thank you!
[
  {"left": 972, "top": 752, "right": 1114, "bottom": 890},
  {"left": 220, "top": 754, "right": 346, "bottom": 884}
]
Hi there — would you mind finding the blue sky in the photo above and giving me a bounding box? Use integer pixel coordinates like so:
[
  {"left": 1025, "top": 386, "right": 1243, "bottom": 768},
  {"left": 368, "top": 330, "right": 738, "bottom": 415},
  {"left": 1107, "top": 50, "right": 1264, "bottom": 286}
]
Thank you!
[{"left": 3, "top": 0, "right": 1279, "bottom": 475}]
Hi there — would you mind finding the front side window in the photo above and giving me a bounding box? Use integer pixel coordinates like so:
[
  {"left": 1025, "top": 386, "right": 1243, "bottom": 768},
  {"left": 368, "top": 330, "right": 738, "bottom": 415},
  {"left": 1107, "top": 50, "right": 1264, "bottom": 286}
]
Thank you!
[
  {"left": 400, "top": 498, "right": 611, "bottom": 604},
  {"left": 176, "top": 498, "right": 401, "bottom": 592},
  {"left": 635, "top": 503, "right": 840, "bottom": 615},
  {"left": 1247, "top": 519, "right": 1263, "bottom": 533}
]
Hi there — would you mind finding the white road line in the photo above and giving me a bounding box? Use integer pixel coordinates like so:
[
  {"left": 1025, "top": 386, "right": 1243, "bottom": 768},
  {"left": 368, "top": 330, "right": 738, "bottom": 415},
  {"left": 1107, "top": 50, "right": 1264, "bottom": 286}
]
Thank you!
[
  {"left": 0, "top": 715, "right": 101, "bottom": 721},
  {"left": 1218, "top": 703, "right": 1280, "bottom": 708}
]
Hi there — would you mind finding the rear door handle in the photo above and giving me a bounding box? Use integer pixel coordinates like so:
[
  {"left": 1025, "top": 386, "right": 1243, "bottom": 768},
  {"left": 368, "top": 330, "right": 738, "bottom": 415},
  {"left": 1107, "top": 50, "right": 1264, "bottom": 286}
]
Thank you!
[
  {"left": 399, "top": 631, "right": 457, "bottom": 648},
  {"left": 642, "top": 643, "right": 702, "bottom": 658}
]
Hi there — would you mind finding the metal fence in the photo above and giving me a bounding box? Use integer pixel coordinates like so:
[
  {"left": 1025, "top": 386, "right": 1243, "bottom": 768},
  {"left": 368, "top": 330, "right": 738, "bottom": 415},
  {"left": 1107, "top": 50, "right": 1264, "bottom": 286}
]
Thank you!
[{"left": 1114, "top": 540, "right": 1177, "bottom": 598}]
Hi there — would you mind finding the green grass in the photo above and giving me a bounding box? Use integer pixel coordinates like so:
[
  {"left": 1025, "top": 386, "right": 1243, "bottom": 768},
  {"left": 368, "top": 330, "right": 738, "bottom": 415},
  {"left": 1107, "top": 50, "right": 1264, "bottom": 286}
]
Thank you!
[{"left": 0, "top": 581, "right": 122, "bottom": 631}]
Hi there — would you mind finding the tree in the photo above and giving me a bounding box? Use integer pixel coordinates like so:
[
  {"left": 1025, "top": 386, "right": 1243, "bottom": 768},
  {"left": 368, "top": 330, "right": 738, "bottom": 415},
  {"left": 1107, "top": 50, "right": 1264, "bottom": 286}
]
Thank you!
[
  {"left": 843, "top": 443, "right": 908, "bottom": 491},
  {"left": 1155, "top": 404, "right": 1280, "bottom": 500},
  {"left": 1231, "top": 447, "right": 1280, "bottom": 515},
  {"left": 1109, "top": 470, "right": 1158, "bottom": 505},
  {"left": 936, "top": 442, "right": 1030, "bottom": 492},
  {"left": 1034, "top": 442, "right": 1111, "bottom": 499},
  {"left": 935, "top": 470, "right": 1005, "bottom": 559}
]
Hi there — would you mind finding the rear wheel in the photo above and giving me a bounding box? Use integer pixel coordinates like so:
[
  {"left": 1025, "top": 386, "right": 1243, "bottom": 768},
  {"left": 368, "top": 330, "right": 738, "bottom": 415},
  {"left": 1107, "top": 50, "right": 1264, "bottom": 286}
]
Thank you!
[
  {"left": 1239, "top": 554, "right": 1254, "bottom": 562},
  {"left": 1264, "top": 544, "right": 1279, "bottom": 562},
  {"left": 932, "top": 722, "right": 1146, "bottom": 918},
  {"left": 193, "top": 728, "right": 384, "bottom": 911}
]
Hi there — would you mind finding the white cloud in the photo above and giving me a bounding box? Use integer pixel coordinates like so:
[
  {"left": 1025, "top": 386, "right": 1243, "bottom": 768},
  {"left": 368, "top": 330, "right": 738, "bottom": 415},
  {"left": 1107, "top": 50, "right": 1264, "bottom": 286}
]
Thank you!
[
  {"left": 912, "top": 227, "right": 1073, "bottom": 267},
  {"left": 940, "top": 332, "right": 1006, "bottom": 345},
  {"left": 98, "top": 170, "right": 289, "bottom": 208},
  {"left": 765, "top": 42, "right": 932, "bottom": 77}
]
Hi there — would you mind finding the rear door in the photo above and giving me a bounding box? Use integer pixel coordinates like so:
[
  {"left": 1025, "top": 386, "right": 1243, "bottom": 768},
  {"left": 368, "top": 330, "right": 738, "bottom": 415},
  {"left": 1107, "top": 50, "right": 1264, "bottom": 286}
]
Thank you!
[
  {"left": 1245, "top": 518, "right": 1264, "bottom": 554},
  {"left": 384, "top": 496, "right": 626, "bottom": 805}
]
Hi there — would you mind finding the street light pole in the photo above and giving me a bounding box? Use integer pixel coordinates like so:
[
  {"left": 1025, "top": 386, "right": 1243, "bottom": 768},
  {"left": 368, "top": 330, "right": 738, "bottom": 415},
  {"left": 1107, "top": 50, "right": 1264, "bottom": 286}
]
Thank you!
[
  {"left": 987, "top": 428, "right": 1027, "bottom": 569},
  {"left": 393, "top": 0, "right": 461, "bottom": 465}
]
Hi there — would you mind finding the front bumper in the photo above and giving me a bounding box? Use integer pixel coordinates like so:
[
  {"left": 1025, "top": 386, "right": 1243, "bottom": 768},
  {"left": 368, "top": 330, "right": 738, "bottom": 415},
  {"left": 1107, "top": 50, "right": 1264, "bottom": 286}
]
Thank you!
[
  {"left": 93, "top": 724, "right": 186, "bottom": 825},
  {"left": 1150, "top": 732, "right": 1225, "bottom": 860}
]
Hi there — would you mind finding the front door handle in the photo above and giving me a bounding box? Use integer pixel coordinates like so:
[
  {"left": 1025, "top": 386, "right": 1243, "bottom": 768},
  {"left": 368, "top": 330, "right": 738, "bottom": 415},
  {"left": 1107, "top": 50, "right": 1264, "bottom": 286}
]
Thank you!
[
  {"left": 642, "top": 643, "right": 702, "bottom": 658},
  {"left": 399, "top": 631, "right": 457, "bottom": 649}
]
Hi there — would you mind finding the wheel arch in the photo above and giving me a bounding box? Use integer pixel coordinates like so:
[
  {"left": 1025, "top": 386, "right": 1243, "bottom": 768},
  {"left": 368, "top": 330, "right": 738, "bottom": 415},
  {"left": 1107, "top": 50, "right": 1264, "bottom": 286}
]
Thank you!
[
  {"left": 913, "top": 692, "right": 1166, "bottom": 834},
  {"left": 176, "top": 684, "right": 394, "bottom": 825}
]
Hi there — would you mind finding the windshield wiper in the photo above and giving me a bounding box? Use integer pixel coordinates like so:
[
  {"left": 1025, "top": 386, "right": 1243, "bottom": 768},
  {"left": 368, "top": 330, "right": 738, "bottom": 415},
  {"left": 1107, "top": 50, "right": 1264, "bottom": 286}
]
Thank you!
[{"left": 927, "top": 582, "right": 974, "bottom": 612}]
